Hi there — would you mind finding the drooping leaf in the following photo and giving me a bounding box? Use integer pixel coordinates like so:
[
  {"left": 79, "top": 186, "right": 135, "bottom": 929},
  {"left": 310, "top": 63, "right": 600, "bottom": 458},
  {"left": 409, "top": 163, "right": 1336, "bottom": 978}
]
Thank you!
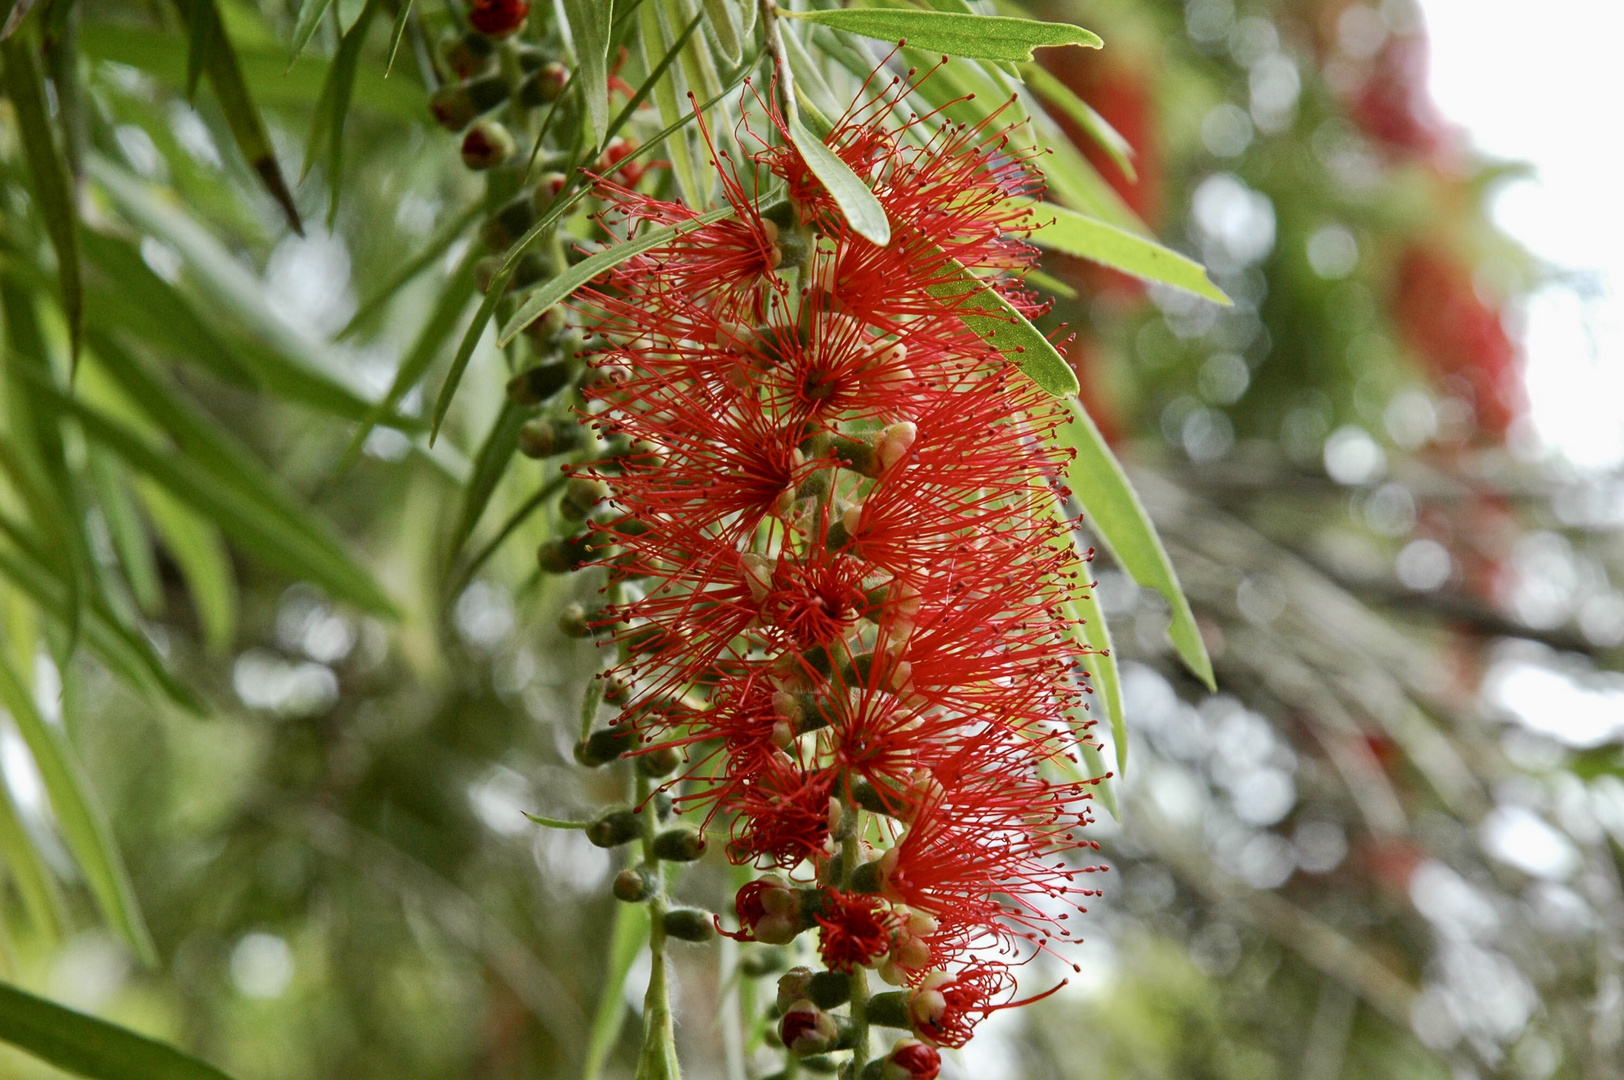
[
  {"left": 639, "top": 0, "right": 704, "bottom": 205},
  {"left": 1068, "top": 577, "right": 1126, "bottom": 795},
  {"left": 1, "top": 29, "right": 83, "bottom": 362},
  {"left": 495, "top": 205, "right": 735, "bottom": 349},
  {"left": 1020, "top": 61, "right": 1136, "bottom": 181},
  {"left": 338, "top": 202, "right": 481, "bottom": 341},
  {"left": 0, "top": 778, "right": 62, "bottom": 940},
  {"left": 384, "top": 0, "right": 412, "bottom": 76},
  {"left": 788, "top": 116, "right": 891, "bottom": 247},
  {"left": 926, "top": 254, "right": 1079, "bottom": 397},
  {"left": 139, "top": 482, "right": 238, "bottom": 654},
  {"left": 302, "top": 0, "right": 384, "bottom": 224},
  {"left": 89, "top": 158, "right": 412, "bottom": 426},
  {"left": 287, "top": 0, "right": 337, "bottom": 66},
  {"left": 1018, "top": 199, "right": 1230, "bottom": 304},
  {"left": 85, "top": 450, "right": 162, "bottom": 614},
  {"left": 0, "top": 979, "right": 239, "bottom": 1080},
  {"left": 23, "top": 375, "right": 398, "bottom": 617},
  {"left": 335, "top": 241, "right": 481, "bottom": 477},
  {"left": 584, "top": 904, "right": 652, "bottom": 1080},
  {"left": 1057, "top": 399, "right": 1215, "bottom": 690},
  {"left": 787, "top": 8, "right": 1100, "bottom": 63},
  {"left": 564, "top": 0, "right": 614, "bottom": 149},
  {"left": 168, "top": 0, "right": 303, "bottom": 234},
  {"left": 0, "top": 648, "right": 155, "bottom": 962},
  {"left": 442, "top": 400, "right": 527, "bottom": 578},
  {"left": 183, "top": 0, "right": 214, "bottom": 97}
]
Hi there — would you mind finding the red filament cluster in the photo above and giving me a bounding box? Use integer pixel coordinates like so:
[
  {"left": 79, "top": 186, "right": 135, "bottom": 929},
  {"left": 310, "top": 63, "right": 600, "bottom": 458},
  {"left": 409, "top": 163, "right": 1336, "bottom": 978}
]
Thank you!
[{"left": 574, "top": 70, "right": 1106, "bottom": 1047}]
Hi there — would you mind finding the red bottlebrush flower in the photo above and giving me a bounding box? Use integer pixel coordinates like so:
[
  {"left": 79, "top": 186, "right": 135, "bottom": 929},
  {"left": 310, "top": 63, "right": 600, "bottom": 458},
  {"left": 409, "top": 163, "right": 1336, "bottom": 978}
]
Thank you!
[
  {"left": 572, "top": 67, "right": 1103, "bottom": 1050},
  {"left": 816, "top": 889, "right": 899, "bottom": 973},
  {"left": 1346, "top": 36, "right": 1448, "bottom": 159},
  {"left": 468, "top": 0, "right": 528, "bottom": 38},
  {"left": 906, "top": 964, "right": 1015, "bottom": 1049}
]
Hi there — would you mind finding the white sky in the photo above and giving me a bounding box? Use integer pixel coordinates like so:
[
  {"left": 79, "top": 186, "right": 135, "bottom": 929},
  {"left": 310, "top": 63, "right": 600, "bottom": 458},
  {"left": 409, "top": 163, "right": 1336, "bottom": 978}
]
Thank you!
[{"left": 1421, "top": 0, "right": 1624, "bottom": 470}]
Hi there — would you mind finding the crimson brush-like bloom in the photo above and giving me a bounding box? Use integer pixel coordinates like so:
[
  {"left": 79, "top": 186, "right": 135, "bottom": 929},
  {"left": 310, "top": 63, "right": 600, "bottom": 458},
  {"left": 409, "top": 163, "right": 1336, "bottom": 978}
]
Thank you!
[{"left": 571, "top": 66, "right": 1103, "bottom": 1051}]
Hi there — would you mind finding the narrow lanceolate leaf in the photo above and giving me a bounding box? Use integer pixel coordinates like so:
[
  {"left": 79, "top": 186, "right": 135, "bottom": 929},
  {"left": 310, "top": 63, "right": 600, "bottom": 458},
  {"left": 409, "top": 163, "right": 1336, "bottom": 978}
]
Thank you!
[
  {"left": 1057, "top": 400, "right": 1215, "bottom": 690},
  {"left": 1019, "top": 62, "right": 1136, "bottom": 182},
  {"left": 702, "top": 0, "right": 741, "bottom": 63},
  {"left": 338, "top": 202, "right": 481, "bottom": 340},
  {"left": 287, "top": 0, "right": 338, "bottom": 66},
  {"left": 0, "top": 783, "right": 62, "bottom": 940},
  {"left": 183, "top": 0, "right": 214, "bottom": 97},
  {"left": 926, "top": 255, "right": 1079, "bottom": 397},
  {"left": 140, "top": 482, "right": 238, "bottom": 654},
  {"left": 582, "top": 903, "right": 651, "bottom": 1080},
  {"left": 442, "top": 400, "right": 526, "bottom": 578},
  {"left": 564, "top": 0, "right": 613, "bottom": 149},
  {"left": 1018, "top": 200, "right": 1230, "bottom": 304},
  {"left": 384, "top": 0, "right": 413, "bottom": 76},
  {"left": 0, "top": 651, "right": 155, "bottom": 963},
  {"left": 1069, "top": 581, "right": 1125, "bottom": 786},
  {"left": 1, "top": 0, "right": 40, "bottom": 40},
  {"left": 0, "top": 979, "right": 239, "bottom": 1080},
  {"left": 25, "top": 378, "right": 397, "bottom": 617},
  {"left": 787, "top": 9, "right": 1101, "bottom": 63},
  {"left": 1, "top": 31, "right": 82, "bottom": 361},
  {"left": 170, "top": 0, "right": 303, "bottom": 234},
  {"left": 495, "top": 206, "right": 735, "bottom": 349},
  {"left": 303, "top": 0, "right": 384, "bottom": 224},
  {"left": 788, "top": 118, "right": 891, "bottom": 246}
]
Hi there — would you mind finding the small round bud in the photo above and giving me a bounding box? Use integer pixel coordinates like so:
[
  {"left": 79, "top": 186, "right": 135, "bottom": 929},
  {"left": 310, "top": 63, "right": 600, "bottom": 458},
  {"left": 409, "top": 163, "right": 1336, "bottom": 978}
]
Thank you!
[
  {"left": 650, "top": 826, "right": 705, "bottom": 862},
  {"left": 807, "top": 969, "right": 851, "bottom": 1009},
  {"left": 461, "top": 120, "right": 515, "bottom": 170},
  {"left": 467, "top": 0, "right": 529, "bottom": 38},
  {"left": 778, "top": 1000, "right": 838, "bottom": 1057},
  {"left": 483, "top": 195, "right": 538, "bottom": 252},
  {"left": 881, "top": 1040, "right": 942, "bottom": 1080},
  {"left": 612, "top": 866, "right": 655, "bottom": 902},
  {"left": 537, "top": 532, "right": 600, "bottom": 574},
  {"left": 506, "top": 362, "right": 573, "bottom": 405},
  {"left": 798, "top": 1056, "right": 839, "bottom": 1075},
  {"left": 518, "top": 61, "right": 571, "bottom": 106},
  {"left": 662, "top": 908, "right": 717, "bottom": 942},
  {"left": 864, "top": 991, "right": 911, "bottom": 1029},
  {"left": 586, "top": 808, "right": 641, "bottom": 848},
  {"left": 441, "top": 31, "right": 497, "bottom": 79},
  {"left": 517, "top": 417, "right": 584, "bottom": 458},
  {"left": 562, "top": 476, "right": 610, "bottom": 520},
  {"left": 636, "top": 745, "right": 682, "bottom": 778},
  {"left": 850, "top": 858, "right": 886, "bottom": 895},
  {"left": 573, "top": 726, "right": 634, "bottom": 766},
  {"left": 429, "top": 76, "right": 510, "bottom": 131},
  {"left": 532, "top": 171, "right": 569, "bottom": 211},
  {"left": 601, "top": 672, "right": 631, "bottom": 706},
  {"left": 775, "top": 966, "right": 813, "bottom": 1012},
  {"left": 558, "top": 602, "right": 596, "bottom": 639}
]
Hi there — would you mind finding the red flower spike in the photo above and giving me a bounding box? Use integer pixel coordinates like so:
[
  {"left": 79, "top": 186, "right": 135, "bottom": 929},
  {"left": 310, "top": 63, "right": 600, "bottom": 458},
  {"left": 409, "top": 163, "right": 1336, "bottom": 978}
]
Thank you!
[{"left": 570, "top": 68, "right": 1104, "bottom": 1048}]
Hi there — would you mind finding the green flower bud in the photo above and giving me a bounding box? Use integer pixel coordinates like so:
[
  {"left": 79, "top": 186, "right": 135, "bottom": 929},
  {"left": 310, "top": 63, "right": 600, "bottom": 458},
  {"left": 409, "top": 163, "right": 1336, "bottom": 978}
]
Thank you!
[
  {"left": 585, "top": 808, "right": 641, "bottom": 848},
  {"left": 429, "top": 76, "right": 510, "bottom": 131},
  {"left": 517, "top": 417, "right": 584, "bottom": 458},
  {"left": 612, "top": 866, "right": 655, "bottom": 902},
  {"left": 662, "top": 908, "right": 717, "bottom": 942},
  {"left": 650, "top": 826, "right": 705, "bottom": 862},
  {"left": 461, "top": 120, "right": 516, "bottom": 170},
  {"left": 506, "top": 362, "right": 574, "bottom": 405},
  {"left": 573, "top": 726, "right": 634, "bottom": 766}
]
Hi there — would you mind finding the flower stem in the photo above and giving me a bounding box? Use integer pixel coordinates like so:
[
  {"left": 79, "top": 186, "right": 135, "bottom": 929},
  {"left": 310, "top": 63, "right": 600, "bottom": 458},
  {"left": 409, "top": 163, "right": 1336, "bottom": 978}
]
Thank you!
[
  {"left": 756, "top": 0, "right": 798, "bottom": 128},
  {"left": 636, "top": 773, "right": 681, "bottom": 1079}
]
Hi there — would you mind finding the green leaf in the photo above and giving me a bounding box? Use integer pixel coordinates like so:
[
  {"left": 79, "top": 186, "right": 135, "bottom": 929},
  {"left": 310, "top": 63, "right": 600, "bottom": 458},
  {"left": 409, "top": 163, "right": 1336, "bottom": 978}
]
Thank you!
[
  {"left": 638, "top": 0, "right": 704, "bottom": 206},
  {"left": 24, "top": 375, "right": 397, "bottom": 617},
  {"left": 139, "top": 482, "right": 238, "bottom": 654},
  {"left": 442, "top": 400, "right": 526, "bottom": 578},
  {"left": 85, "top": 450, "right": 162, "bottom": 614},
  {"left": 925, "top": 255, "right": 1079, "bottom": 397},
  {"left": 1017, "top": 199, "right": 1230, "bottom": 304},
  {"left": 2, "top": 30, "right": 83, "bottom": 363},
  {"left": 302, "top": 0, "right": 384, "bottom": 224},
  {"left": 338, "top": 202, "right": 481, "bottom": 341},
  {"left": 183, "top": 0, "right": 214, "bottom": 97},
  {"left": 495, "top": 205, "right": 735, "bottom": 349},
  {"left": 89, "top": 158, "right": 412, "bottom": 426},
  {"left": 787, "top": 9, "right": 1100, "bottom": 63},
  {"left": 1057, "top": 399, "right": 1214, "bottom": 690},
  {"left": 287, "top": 0, "right": 337, "bottom": 66},
  {"left": 169, "top": 0, "right": 303, "bottom": 234},
  {"left": 0, "top": 979, "right": 239, "bottom": 1080},
  {"left": 788, "top": 117, "right": 891, "bottom": 247},
  {"left": 0, "top": 651, "right": 155, "bottom": 963},
  {"left": 702, "top": 0, "right": 741, "bottom": 64},
  {"left": 384, "top": 0, "right": 412, "bottom": 76},
  {"left": 0, "top": 781, "right": 62, "bottom": 940},
  {"left": 564, "top": 0, "right": 614, "bottom": 149},
  {"left": 583, "top": 904, "right": 652, "bottom": 1080},
  {"left": 0, "top": 539, "right": 200, "bottom": 712},
  {"left": 334, "top": 240, "right": 481, "bottom": 477},
  {"left": 1019, "top": 62, "right": 1136, "bottom": 181}
]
